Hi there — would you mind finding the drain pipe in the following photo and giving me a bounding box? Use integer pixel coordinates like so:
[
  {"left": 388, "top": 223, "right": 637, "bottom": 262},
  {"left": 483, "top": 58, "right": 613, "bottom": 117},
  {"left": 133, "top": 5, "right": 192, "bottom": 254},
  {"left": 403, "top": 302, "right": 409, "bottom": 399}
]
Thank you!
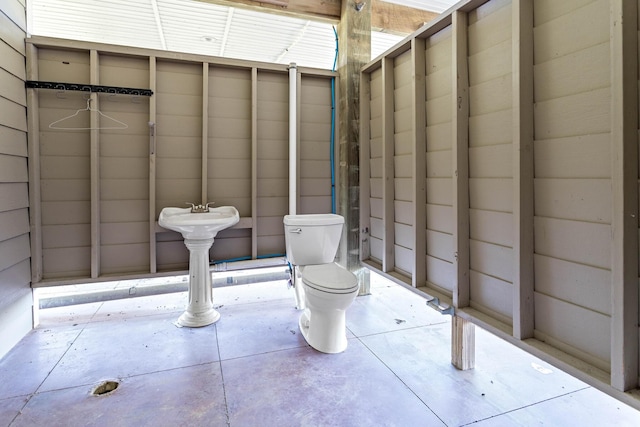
[
  {"left": 330, "top": 26, "right": 338, "bottom": 214},
  {"left": 289, "top": 62, "right": 297, "bottom": 215},
  {"left": 287, "top": 63, "right": 305, "bottom": 308}
]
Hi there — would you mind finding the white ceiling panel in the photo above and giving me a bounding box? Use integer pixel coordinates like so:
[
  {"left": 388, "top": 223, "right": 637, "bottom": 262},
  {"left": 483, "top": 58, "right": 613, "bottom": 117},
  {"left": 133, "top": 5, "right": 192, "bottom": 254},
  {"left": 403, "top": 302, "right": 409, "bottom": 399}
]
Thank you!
[
  {"left": 29, "top": 0, "right": 458, "bottom": 69},
  {"left": 157, "top": 0, "right": 230, "bottom": 55},
  {"left": 31, "top": 0, "right": 165, "bottom": 50}
]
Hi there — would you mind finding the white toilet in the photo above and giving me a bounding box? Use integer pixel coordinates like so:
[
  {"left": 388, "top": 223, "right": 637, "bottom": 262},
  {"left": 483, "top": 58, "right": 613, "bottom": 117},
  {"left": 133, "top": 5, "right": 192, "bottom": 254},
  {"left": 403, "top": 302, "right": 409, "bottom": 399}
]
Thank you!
[{"left": 283, "top": 214, "right": 359, "bottom": 354}]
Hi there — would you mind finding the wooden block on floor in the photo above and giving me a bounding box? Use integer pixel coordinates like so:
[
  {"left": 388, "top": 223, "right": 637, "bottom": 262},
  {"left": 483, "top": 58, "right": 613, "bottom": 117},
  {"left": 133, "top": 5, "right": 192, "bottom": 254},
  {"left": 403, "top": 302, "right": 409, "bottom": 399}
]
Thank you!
[{"left": 452, "top": 315, "right": 475, "bottom": 370}]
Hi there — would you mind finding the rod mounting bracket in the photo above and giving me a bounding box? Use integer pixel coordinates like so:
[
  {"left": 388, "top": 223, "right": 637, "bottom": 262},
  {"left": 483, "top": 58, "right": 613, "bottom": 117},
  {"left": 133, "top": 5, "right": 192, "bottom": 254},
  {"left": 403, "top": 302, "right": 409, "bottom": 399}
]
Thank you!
[{"left": 426, "top": 296, "right": 454, "bottom": 316}]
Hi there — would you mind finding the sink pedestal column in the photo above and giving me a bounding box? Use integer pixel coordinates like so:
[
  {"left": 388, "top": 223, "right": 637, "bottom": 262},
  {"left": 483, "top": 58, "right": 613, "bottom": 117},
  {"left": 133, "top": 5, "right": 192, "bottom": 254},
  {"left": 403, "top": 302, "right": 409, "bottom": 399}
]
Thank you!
[{"left": 177, "top": 237, "right": 219, "bottom": 327}]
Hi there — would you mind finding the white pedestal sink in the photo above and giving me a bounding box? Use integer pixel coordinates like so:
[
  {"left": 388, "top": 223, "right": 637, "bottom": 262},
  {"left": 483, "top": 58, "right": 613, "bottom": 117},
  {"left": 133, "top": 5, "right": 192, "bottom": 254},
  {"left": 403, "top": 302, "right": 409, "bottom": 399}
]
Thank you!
[{"left": 158, "top": 206, "right": 240, "bottom": 327}]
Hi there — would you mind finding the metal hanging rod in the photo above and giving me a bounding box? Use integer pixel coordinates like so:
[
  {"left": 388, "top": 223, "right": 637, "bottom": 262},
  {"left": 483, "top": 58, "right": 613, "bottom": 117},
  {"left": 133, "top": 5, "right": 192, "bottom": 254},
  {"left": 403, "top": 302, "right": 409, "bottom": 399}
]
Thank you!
[{"left": 25, "top": 80, "right": 153, "bottom": 96}]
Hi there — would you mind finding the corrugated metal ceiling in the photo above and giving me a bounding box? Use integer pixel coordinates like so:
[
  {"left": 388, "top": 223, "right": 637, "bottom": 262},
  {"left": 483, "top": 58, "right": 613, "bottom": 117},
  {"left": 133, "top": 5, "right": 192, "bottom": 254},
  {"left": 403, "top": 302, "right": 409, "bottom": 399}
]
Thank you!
[{"left": 29, "top": 0, "right": 459, "bottom": 69}]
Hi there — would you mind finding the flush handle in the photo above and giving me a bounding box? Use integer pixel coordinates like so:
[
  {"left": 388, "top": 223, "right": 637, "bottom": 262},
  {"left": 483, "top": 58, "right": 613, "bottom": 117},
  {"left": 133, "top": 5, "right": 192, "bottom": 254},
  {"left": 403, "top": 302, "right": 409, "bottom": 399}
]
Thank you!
[{"left": 290, "top": 228, "right": 302, "bottom": 234}]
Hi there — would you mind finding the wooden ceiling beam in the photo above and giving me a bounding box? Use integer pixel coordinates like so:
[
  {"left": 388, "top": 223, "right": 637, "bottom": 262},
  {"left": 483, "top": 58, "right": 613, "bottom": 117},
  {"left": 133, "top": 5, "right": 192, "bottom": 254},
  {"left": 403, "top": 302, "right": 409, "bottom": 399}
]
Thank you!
[
  {"left": 196, "top": 1, "right": 440, "bottom": 34},
  {"left": 371, "top": 0, "right": 439, "bottom": 34},
  {"left": 195, "top": 0, "right": 342, "bottom": 23}
]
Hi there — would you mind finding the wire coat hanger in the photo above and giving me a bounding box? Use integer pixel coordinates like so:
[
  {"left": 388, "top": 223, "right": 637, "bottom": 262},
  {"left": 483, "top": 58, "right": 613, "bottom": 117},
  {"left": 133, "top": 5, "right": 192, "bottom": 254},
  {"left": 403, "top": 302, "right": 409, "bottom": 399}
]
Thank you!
[{"left": 49, "top": 98, "right": 129, "bottom": 130}]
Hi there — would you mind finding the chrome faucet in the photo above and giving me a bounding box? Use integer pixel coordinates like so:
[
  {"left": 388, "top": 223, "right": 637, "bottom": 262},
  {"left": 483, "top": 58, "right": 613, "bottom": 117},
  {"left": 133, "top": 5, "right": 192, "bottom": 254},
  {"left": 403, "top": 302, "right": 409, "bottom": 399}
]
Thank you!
[{"left": 186, "top": 202, "right": 214, "bottom": 213}]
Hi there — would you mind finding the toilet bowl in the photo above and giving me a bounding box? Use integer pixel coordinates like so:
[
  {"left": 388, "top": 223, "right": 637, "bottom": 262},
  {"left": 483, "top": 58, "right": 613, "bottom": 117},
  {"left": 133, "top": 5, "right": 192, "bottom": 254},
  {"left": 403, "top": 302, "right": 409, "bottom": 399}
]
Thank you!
[
  {"left": 298, "top": 263, "right": 359, "bottom": 353},
  {"left": 283, "top": 214, "right": 359, "bottom": 354}
]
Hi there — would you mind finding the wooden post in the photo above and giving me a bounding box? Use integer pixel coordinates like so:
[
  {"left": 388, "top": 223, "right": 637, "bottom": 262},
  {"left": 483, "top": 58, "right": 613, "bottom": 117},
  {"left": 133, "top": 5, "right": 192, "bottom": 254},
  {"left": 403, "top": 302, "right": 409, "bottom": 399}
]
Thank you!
[
  {"left": 26, "top": 44, "right": 43, "bottom": 283},
  {"left": 202, "top": 62, "right": 209, "bottom": 205},
  {"left": 610, "top": 0, "right": 639, "bottom": 392},
  {"left": 90, "top": 50, "right": 100, "bottom": 278},
  {"left": 149, "top": 57, "right": 157, "bottom": 273},
  {"left": 337, "top": 0, "right": 371, "bottom": 294},
  {"left": 381, "top": 57, "right": 395, "bottom": 273},
  {"left": 359, "top": 71, "right": 371, "bottom": 262},
  {"left": 452, "top": 315, "right": 475, "bottom": 370},
  {"left": 451, "top": 10, "right": 473, "bottom": 371},
  {"left": 411, "top": 38, "right": 427, "bottom": 288},
  {"left": 512, "top": 0, "right": 535, "bottom": 339},
  {"left": 451, "top": 11, "right": 470, "bottom": 308},
  {"left": 251, "top": 68, "right": 258, "bottom": 259}
]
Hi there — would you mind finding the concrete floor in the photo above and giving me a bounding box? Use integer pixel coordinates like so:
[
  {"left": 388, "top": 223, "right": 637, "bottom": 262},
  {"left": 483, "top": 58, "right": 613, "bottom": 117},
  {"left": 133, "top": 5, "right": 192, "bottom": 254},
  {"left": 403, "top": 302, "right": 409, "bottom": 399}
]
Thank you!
[{"left": 1, "top": 273, "right": 639, "bottom": 426}]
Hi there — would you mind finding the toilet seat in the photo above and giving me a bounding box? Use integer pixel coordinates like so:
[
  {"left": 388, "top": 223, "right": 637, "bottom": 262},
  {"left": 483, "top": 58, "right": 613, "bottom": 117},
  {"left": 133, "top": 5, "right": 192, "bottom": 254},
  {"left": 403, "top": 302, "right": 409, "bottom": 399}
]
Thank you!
[{"left": 301, "top": 263, "right": 358, "bottom": 294}]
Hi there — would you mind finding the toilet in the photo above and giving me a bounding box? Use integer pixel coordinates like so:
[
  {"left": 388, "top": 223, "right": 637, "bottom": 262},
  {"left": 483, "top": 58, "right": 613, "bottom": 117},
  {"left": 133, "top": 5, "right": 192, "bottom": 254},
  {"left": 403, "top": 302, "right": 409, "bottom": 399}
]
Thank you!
[{"left": 283, "top": 214, "right": 359, "bottom": 354}]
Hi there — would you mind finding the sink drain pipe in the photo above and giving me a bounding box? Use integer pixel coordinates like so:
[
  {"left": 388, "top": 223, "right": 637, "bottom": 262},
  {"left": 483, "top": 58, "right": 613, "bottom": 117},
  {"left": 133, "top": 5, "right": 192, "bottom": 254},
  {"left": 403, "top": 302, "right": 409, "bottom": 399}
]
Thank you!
[{"left": 39, "top": 258, "right": 290, "bottom": 309}]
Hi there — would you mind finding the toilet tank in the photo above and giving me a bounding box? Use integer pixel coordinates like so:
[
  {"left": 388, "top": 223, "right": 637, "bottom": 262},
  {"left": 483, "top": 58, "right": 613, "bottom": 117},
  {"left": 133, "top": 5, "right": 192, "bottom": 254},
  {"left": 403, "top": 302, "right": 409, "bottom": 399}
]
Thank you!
[{"left": 283, "top": 214, "right": 344, "bottom": 266}]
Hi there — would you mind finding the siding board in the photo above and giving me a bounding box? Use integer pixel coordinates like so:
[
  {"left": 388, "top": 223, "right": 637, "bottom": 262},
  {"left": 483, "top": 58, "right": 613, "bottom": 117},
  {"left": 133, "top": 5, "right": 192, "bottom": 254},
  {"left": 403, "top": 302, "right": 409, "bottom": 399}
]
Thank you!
[
  {"left": 0, "top": 234, "right": 29, "bottom": 272},
  {"left": 0, "top": 67, "right": 26, "bottom": 105},
  {"left": 535, "top": 292, "right": 610, "bottom": 366},
  {"left": 0, "top": 11, "right": 25, "bottom": 54},
  {"left": 533, "top": 0, "right": 609, "bottom": 64},
  {"left": 0, "top": 125, "right": 27, "bottom": 157},
  {"left": 534, "top": 41, "right": 609, "bottom": 102},
  {"left": 534, "top": 133, "right": 610, "bottom": 178},
  {"left": 535, "top": 254, "right": 611, "bottom": 315},
  {"left": 0, "top": 97, "right": 26, "bottom": 131},
  {"left": 534, "top": 178, "right": 611, "bottom": 223},
  {"left": 470, "top": 269, "right": 513, "bottom": 321},
  {"left": 534, "top": 217, "right": 611, "bottom": 270},
  {"left": 0, "top": 154, "right": 27, "bottom": 182},
  {"left": 0, "top": 39, "right": 26, "bottom": 79},
  {"left": 469, "top": 109, "right": 512, "bottom": 147},
  {"left": 0, "top": 182, "right": 28, "bottom": 212},
  {"left": 0, "top": 208, "right": 28, "bottom": 241},
  {"left": 534, "top": 87, "right": 611, "bottom": 140}
]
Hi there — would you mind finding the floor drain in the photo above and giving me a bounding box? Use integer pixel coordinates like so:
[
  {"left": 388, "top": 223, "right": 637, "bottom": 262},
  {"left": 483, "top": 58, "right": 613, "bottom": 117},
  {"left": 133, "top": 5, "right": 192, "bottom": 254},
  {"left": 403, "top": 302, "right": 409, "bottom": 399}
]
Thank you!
[{"left": 91, "top": 380, "right": 119, "bottom": 396}]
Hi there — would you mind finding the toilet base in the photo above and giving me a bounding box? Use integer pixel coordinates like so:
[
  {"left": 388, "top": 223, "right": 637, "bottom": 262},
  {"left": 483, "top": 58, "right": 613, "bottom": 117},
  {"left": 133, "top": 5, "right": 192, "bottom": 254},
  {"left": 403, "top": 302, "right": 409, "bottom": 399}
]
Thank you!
[{"left": 299, "top": 308, "right": 348, "bottom": 354}]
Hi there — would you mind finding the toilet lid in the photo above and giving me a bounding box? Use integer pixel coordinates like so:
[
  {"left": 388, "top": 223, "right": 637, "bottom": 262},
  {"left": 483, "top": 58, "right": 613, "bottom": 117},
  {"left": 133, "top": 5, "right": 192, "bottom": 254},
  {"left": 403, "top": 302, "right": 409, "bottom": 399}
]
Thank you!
[{"left": 302, "top": 263, "right": 358, "bottom": 293}]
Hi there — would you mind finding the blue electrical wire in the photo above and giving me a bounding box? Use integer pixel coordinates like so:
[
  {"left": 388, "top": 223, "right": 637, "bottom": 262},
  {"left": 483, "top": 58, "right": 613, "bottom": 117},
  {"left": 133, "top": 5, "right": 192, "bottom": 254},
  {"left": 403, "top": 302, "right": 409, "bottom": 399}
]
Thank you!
[
  {"left": 332, "top": 26, "right": 339, "bottom": 72},
  {"left": 330, "top": 26, "right": 338, "bottom": 214}
]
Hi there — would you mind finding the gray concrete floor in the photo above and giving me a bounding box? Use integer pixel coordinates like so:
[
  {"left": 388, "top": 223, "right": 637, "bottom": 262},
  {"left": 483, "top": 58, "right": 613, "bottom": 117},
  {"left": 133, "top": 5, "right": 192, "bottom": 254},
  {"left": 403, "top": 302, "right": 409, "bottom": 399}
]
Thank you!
[{"left": 1, "top": 273, "right": 639, "bottom": 426}]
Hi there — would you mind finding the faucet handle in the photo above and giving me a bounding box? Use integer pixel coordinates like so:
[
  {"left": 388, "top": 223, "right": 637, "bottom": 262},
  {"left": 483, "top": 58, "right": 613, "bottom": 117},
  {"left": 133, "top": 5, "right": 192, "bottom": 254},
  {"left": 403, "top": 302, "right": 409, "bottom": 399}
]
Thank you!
[
  {"left": 185, "top": 202, "right": 213, "bottom": 213},
  {"left": 186, "top": 202, "right": 204, "bottom": 213},
  {"left": 205, "top": 202, "right": 215, "bottom": 209}
]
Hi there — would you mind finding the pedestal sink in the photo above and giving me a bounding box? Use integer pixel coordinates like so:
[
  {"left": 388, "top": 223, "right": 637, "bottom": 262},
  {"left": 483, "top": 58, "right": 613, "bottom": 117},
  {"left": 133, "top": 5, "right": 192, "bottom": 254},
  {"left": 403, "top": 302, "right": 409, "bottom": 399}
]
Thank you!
[{"left": 158, "top": 206, "right": 240, "bottom": 327}]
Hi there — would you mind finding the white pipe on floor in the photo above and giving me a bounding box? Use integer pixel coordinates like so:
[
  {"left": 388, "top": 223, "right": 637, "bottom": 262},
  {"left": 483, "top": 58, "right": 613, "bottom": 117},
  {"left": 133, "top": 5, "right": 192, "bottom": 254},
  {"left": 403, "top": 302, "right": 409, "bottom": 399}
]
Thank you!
[
  {"left": 288, "top": 62, "right": 297, "bottom": 215},
  {"left": 38, "top": 267, "right": 291, "bottom": 309},
  {"left": 211, "top": 256, "right": 287, "bottom": 272}
]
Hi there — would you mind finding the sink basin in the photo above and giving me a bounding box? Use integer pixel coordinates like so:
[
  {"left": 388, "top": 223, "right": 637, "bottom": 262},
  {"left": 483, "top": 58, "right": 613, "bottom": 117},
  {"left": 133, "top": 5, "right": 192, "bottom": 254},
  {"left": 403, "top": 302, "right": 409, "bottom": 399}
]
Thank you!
[
  {"left": 158, "top": 206, "right": 239, "bottom": 240},
  {"left": 157, "top": 205, "right": 240, "bottom": 327}
]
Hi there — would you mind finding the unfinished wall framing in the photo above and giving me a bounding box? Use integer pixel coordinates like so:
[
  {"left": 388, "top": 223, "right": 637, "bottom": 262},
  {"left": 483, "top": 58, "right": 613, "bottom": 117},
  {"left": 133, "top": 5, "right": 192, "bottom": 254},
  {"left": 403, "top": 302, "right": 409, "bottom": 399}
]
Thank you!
[
  {"left": 26, "top": 37, "right": 337, "bottom": 284},
  {"left": 360, "top": 0, "right": 640, "bottom": 406}
]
